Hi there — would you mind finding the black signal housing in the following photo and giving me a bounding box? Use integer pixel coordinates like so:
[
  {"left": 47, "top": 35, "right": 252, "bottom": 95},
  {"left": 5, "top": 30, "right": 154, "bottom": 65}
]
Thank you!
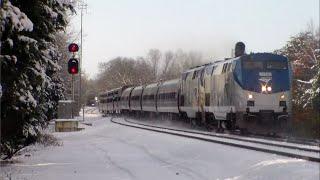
[{"left": 68, "top": 58, "right": 79, "bottom": 74}]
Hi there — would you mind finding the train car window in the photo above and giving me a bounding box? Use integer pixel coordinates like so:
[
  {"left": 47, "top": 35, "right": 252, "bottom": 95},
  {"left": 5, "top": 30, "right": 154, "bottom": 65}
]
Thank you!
[
  {"left": 192, "top": 71, "right": 197, "bottom": 79},
  {"left": 200, "top": 69, "right": 204, "bottom": 86},
  {"left": 227, "top": 63, "right": 232, "bottom": 72},
  {"left": 266, "top": 61, "right": 287, "bottom": 70},
  {"left": 205, "top": 66, "right": 213, "bottom": 75},
  {"left": 211, "top": 66, "right": 216, "bottom": 75},
  {"left": 243, "top": 61, "right": 263, "bottom": 70},
  {"left": 180, "top": 95, "right": 184, "bottom": 106},
  {"left": 222, "top": 63, "right": 227, "bottom": 73},
  {"left": 182, "top": 72, "right": 188, "bottom": 81},
  {"left": 197, "top": 69, "right": 202, "bottom": 77}
]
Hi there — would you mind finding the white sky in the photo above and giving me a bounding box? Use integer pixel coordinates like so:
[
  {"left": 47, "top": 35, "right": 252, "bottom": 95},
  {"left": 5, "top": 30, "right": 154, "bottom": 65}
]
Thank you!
[{"left": 71, "top": 0, "right": 319, "bottom": 79}]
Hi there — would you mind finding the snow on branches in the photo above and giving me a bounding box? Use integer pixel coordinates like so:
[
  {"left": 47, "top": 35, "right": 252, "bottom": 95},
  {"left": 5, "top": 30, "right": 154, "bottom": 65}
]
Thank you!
[
  {"left": 1, "top": 0, "right": 75, "bottom": 157},
  {"left": 0, "top": 1, "right": 33, "bottom": 32},
  {"left": 277, "top": 28, "right": 320, "bottom": 108}
]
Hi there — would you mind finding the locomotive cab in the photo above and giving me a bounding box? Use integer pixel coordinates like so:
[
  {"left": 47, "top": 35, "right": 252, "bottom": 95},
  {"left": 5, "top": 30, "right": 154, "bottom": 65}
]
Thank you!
[{"left": 232, "top": 53, "right": 291, "bottom": 133}]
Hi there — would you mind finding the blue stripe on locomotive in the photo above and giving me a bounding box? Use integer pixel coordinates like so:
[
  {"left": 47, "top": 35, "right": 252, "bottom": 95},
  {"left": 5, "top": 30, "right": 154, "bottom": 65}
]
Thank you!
[{"left": 233, "top": 53, "right": 290, "bottom": 93}]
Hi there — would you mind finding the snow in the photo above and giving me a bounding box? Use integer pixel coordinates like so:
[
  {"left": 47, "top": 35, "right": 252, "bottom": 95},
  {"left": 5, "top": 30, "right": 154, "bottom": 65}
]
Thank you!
[
  {"left": 296, "top": 79, "right": 314, "bottom": 84},
  {"left": 18, "top": 35, "right": 37, "bottom": 44},
  {"left": 19, "top": 90, "right": 37, "bottom": 108},
  {"left": 117, "top": 118, "right": 320, "bottom": 159},
  {"left": 126, "top": 118, "right": 320, "bottom": 151},
  {"left": 11, "top": 55, "right": 17, "bottom": 64},
  {"left": 0, "top": 107, "right": 318, "bottom": 180},
  {"left": 55, "top": 119, "right": 79, "bottom": 122},
  {"left": 251, "top": 159, "right": 304, "bottom": 168},
  {"left": 6, "top": 38, "right": 13, "bottom": 47},
  {"left": 58, "top": 100, "right": 75, "bottom": 103},
  {"left": 56, "top": 0, "right": 75, "bottom": 6},
  {"left": 0, "top": 1, "right": 33, "bottom": 32},
  {"left": 43, "top": 5, "right": 58, "bottom": 19},
  {"left": 3, "top": 55, "right": 17, "bottom": 64}
]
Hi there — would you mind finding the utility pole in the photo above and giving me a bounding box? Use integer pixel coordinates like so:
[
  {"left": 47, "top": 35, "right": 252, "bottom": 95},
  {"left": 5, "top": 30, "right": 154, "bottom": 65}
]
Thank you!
[{"left": 78, "top": 1, "right": 87, "bottom": 121}]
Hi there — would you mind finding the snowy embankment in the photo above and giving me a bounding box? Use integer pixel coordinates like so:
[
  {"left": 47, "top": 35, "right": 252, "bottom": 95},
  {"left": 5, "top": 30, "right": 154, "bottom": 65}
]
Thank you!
[{"left": 0, "top": 107, "right": 319, "bottom": 180}]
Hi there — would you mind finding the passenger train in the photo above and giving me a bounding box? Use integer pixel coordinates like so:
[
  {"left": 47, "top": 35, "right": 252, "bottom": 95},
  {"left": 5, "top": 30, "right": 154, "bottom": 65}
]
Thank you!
[{"left": 99, "top": 43, "right": 292, "bottom": 134}]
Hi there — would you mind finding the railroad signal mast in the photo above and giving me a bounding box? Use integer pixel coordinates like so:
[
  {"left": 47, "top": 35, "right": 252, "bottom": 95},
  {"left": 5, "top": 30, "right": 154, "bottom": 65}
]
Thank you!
[{"left": 68, "top": 43, "right": 79, "bottom": 118}]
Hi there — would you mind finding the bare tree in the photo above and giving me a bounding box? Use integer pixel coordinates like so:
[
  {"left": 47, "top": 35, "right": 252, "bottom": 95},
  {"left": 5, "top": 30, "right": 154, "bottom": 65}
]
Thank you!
[
  {"left": 147, "top": 49, "right": 162, "bottom": 80},
  {"left": 159, "top": 51, "right": 174, "bottom": 79},
  {"left": 96, "top": 49, "right": 205, "bottom": 92},
  {"left": 96, "top": 57, "right": 154, "bottom": 91}
]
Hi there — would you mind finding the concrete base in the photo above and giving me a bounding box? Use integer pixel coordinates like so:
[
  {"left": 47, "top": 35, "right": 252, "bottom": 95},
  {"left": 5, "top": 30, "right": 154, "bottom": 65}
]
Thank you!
[{"left": 55, "top": 119, "right": 80, "bottom": 132}]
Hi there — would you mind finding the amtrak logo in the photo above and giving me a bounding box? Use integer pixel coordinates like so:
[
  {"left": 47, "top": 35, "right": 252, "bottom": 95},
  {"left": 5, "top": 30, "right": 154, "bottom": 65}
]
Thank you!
[{"left": 259, "top": 72, "right": 272, "bottom": 83}]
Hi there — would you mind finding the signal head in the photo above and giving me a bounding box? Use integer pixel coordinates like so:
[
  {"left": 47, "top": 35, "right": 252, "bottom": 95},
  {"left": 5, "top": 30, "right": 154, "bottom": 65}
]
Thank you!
[
  {"left": 68, "top": 43, "right": 79, "bottom": 53},
  {"left": 68, "top": 58, "right": 79, "bottom": 74}
]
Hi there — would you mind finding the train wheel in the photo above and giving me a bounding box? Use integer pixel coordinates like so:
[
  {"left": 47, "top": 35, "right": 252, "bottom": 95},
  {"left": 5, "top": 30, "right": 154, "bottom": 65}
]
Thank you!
[
  {"left": 239, "top": 128, "right": 249, "bottom": 135},
  {"left": 216, "top": 121, "right": 224, "bottom": 133},
  {"left": 190, "top": 118, "right": 197, "bottom": 127},
  {"left": 226, "top": 113, "right": 236, "bottom": 130}
]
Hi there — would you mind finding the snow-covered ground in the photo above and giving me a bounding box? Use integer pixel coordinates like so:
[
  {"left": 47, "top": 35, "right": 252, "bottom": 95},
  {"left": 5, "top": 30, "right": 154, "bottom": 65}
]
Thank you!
[{"left": 1, "top": 108, "right": 319, "bottom": 180}]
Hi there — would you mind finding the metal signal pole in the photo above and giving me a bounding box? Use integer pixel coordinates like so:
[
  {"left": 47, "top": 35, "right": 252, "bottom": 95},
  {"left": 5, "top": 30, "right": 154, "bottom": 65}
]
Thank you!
[
  {"left": 79, "top": 1, "right": 87, "bottom": 121},
  {"left": 71, "top": 74, "right": 74, "bottom": 118},
  {"left": 0, "top": 0, "right": 3, "bottom": 150}
]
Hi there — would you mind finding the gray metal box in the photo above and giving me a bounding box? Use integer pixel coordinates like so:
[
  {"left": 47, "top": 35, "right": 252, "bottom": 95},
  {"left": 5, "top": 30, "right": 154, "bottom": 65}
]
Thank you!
[{"left": 58, "top": 100, "right": 76, "bottom": 119}]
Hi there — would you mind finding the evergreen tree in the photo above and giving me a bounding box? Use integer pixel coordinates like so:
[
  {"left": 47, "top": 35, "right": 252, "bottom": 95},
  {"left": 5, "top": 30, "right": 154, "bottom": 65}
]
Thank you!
[{"left": 0, "top": 0, "right": 74, "bottom": 158}]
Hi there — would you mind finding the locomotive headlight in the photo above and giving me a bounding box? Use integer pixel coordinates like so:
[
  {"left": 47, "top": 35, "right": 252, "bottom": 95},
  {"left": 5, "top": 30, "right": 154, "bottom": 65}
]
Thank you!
[
  {"left": 248, "top": 94, "right": 253, "bottom": 99},
  {"left": 261, "top": 85, "right": 267, "bottom": 92},
  {"left": 280, "top": 94, "right": 285, "bottom": 99},
  {"left": 267, "top": 86, "right": 272, "bottom": 92}
]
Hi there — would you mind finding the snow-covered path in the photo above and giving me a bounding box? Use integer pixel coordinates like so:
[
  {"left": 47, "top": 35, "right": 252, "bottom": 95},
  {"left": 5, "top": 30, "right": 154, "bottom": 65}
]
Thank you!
[{"left": 1, "top": 110, "right": 319, "bottom": 180}]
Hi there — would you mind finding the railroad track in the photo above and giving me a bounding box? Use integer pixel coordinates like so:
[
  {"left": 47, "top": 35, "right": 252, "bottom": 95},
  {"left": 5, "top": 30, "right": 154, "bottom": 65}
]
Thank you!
[
  {"left": 85, "top": 107, "right": 97, "bottom": 114},
  {"left": 125, "top": 118, "right": 320, "bottom": 152},
  {"left": 111, "top": 117, "right": 320, "bottom": 163}
]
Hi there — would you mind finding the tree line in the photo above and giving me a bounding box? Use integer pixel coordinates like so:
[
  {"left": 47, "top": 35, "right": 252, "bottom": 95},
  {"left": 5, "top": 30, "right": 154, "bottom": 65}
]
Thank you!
[{"left": 95, "top": 49, "right": 205, "bottom": 92}]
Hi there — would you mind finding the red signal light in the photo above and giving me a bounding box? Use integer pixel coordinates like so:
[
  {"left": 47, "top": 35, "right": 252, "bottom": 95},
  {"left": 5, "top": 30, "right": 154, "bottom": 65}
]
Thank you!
[
  {"left": 68, "top": 43, "right": 79, "bottom": 52},
  {"left": 71, "top": 67, "right": 76, "bottom": 73},
  {"left": 68, "top": 58, "right": 79, "bottom": 74}
]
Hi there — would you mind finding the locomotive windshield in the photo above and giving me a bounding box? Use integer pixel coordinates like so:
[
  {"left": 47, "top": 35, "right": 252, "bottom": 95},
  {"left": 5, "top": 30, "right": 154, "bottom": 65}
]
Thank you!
[
  {"left": 243, "top": 61, "right": 263, "bottom": 70},
  {"left": 234, "top": 53, "right": 290, "bottom": 93},
  {"left": 243, "top": 61, "right": 287, "bottom": 70},
  {"left": 266, "top": 61, "right": 287, "bottom": 70}
]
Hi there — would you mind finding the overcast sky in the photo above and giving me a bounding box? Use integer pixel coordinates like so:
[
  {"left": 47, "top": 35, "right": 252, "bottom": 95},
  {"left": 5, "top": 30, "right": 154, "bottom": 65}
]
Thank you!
[{"left": 71, "top": 0, "right": 319, "bottom": 79}]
